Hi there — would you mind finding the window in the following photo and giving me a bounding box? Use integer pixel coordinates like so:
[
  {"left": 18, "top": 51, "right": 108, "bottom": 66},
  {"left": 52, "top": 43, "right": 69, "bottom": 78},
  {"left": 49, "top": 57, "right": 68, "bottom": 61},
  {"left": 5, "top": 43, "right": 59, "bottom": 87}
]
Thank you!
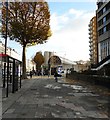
[
  {"left": 103, "top": 7, "right": 106, "bottom": 13},
  {"left": 106, "top": 2, "right": 110, "bottom": 10},
  {"left": 106, "top": 23, "right": 110, "bottom": 31},
  {"left": 108, "top": 41, "right": 110, "bottom": 55},
  {"left": 98, "top": 28, "right": 103, "bottom": 36},
  {"left": 98, "top": 19, "right": 103, "bottom": 27},
  {"left": 103, "top": 27, "right": 106, "bottom": 33},
  {"left": 106, "top": 13, "right": 110, "bottom": 21},
  {"left": 103, "top": 17, "right": 106, "bottom": 25},
  {"left": 98, "top": 10, "right": 103, "bottom": 18}
]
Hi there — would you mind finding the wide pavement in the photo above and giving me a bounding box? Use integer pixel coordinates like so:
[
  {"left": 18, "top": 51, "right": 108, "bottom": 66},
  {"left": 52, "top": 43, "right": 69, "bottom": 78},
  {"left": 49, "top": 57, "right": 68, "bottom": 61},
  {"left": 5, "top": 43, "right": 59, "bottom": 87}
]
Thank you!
[{"left": 2, "top": 76, "right": 110, "bottom": 119}]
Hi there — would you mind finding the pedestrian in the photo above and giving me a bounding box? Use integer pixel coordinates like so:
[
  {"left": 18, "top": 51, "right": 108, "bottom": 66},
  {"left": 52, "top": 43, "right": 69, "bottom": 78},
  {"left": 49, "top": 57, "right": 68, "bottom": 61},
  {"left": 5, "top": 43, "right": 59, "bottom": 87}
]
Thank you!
[
  {"left": 30, "top": 70, "right": 33, "bottom": 78},
  {"left": 54, "top": 69, "right": 58, "bottom": 82},
  {"left": 48, "top": 70, "right": 50, "bottom": 78}
]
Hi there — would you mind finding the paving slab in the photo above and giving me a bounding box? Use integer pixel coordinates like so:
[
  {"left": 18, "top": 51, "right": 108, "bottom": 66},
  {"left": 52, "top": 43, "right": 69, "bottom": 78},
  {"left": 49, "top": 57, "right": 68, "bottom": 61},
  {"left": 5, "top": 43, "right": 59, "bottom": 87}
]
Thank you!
[{"left": 1, "top": 76, "right": 110, "bottom": 119}]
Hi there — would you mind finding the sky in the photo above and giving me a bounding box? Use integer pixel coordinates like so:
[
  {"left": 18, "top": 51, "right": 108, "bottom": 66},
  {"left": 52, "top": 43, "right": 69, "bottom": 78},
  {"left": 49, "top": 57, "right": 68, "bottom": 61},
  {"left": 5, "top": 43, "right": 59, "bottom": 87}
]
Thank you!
[{"left": 1, "top": 1, "right": 97, "bottom": 61}]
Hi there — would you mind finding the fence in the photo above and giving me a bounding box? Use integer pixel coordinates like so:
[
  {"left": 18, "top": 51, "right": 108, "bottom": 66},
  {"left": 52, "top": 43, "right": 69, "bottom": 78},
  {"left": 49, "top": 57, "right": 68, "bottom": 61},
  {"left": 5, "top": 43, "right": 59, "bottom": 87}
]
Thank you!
[{"left": 66, "top": 73, "right": 110, "bottom": 88}]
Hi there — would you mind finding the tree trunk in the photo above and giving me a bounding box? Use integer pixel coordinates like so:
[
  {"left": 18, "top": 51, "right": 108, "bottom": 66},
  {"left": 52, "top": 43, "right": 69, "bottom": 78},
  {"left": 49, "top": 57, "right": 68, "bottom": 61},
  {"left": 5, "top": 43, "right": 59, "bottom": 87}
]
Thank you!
[{"left": 22, "top": 45, "right": 27, "bottom": 79}]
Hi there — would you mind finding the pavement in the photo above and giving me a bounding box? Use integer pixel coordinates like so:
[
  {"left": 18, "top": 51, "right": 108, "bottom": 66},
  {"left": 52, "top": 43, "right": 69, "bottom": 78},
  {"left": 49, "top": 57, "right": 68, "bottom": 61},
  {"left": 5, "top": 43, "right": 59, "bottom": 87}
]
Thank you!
[{"left": 1, "top": 76, "right": 110, "bottom": 119}]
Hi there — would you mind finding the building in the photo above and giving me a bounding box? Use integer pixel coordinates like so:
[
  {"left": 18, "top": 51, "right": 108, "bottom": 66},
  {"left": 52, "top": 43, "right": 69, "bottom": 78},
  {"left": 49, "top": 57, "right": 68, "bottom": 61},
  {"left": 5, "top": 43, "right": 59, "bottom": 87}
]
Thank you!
[
  {"left": 89, "top": 16, "right": 98, "bottom": 65},
  {"left": 96, "top": 1, "right": 110, "bottom": 62},
  {"left": 73, "top": 60, "right": 90, "bottom": 72},
  {"left": 59, "top": 56, "right": 74, "bottom": 70},
  {"left": 26, "top": 59, "right": 36, "bottom": 72},
  {"left": 43, "top": 51, "right": 74, "bottom": 70},
  {"left": 44, "top": 51, "right": 54, "bottom": 66},
  {"left": 0, "top": 41, "right": 22, "bottom": 61}
]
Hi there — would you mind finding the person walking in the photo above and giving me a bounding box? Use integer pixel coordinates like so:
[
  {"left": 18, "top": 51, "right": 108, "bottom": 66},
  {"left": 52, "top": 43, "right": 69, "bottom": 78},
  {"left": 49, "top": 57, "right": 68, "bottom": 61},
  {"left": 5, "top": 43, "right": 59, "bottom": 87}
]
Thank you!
[
  {"left": 48, "top": 70, "right": 50, "bottom": 78},
  {"left": 30, "top": 70, "right": 33, "bottom": 78},
  {"left": 54, "top": 69, "right": 58, "bottom": 82}
]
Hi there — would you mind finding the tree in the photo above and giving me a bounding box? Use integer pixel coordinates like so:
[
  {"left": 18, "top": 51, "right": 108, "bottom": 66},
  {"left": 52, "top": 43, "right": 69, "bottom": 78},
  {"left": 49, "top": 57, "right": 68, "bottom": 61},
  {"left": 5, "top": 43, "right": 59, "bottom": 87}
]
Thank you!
[
  {"left": 33, "top": 51, "right": 44, "bottom": 69},
  {"left": 2, "top": 1, "right": 51, "bottom": 79}
]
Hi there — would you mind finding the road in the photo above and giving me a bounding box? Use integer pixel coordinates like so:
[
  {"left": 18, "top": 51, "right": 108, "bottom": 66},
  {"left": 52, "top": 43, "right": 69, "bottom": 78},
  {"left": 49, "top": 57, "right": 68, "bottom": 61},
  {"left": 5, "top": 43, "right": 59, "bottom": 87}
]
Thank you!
[{"left": 2, "top": 76, "right": 110, "bottom": 119}]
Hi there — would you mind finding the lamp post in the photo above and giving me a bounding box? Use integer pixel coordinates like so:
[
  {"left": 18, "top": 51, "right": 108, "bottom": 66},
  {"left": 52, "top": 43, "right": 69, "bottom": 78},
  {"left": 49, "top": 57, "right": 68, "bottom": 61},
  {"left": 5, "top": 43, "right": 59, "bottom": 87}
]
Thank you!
[
  {"left": 3, "top": 1, "right": 8, "bottom": 88},
  {"left": 5, "top": 1, "right": 8, "bottom": 54}
]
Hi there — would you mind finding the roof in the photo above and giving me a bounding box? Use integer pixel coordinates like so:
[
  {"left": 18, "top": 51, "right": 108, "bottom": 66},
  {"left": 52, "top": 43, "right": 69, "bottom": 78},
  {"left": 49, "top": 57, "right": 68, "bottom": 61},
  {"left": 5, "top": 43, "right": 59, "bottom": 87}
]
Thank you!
[
  {"left": 0, "top": 54, "right": 8, "bottom": 57},
  {"left": 0, "top": 54, "right": 22, "bottom": 62}
]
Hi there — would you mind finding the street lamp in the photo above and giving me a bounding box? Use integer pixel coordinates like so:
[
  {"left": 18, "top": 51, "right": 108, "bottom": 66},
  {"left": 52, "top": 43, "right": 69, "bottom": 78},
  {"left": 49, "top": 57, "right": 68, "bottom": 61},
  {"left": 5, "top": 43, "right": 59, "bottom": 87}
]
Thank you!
[
  {"left": 3, "top": 1, "right": 8, "bottom": 88},
  {"left": 5, "top": 1, "right": 8, "bottom": 55}
]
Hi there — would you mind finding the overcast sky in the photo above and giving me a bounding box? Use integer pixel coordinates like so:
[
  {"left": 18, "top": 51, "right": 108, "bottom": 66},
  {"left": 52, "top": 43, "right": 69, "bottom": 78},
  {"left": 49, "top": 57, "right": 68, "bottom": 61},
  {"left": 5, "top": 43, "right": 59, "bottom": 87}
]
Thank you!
[{"left": 1, "top": 1, "right": 97, "bottom": 61}]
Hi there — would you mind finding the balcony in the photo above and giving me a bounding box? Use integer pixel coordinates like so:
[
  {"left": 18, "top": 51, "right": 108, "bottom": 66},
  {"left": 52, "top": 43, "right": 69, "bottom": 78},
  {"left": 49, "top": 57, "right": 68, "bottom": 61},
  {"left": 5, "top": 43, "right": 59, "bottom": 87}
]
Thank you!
[
  {"left": 89, "top": 36, "right": 91, "bottom": 39},
  {"left": 88, "top": 28, "right": 91, "bottom": 31},
  {"left": 89, "top": 40, "right": 91, "bottom": 43},
  {"left": 89, "top": 32, "right": 91, "bottom": 35},
  {"left": 89, "top": 49, "right": 93, "bottom": 52}
]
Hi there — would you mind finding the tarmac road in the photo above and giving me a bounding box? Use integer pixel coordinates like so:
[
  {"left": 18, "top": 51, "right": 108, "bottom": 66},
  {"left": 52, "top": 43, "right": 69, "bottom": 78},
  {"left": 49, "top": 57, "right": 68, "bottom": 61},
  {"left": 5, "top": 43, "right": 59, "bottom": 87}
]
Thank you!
[{"left": 2, "top": 76, "right": 110, "bottom": 119}]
